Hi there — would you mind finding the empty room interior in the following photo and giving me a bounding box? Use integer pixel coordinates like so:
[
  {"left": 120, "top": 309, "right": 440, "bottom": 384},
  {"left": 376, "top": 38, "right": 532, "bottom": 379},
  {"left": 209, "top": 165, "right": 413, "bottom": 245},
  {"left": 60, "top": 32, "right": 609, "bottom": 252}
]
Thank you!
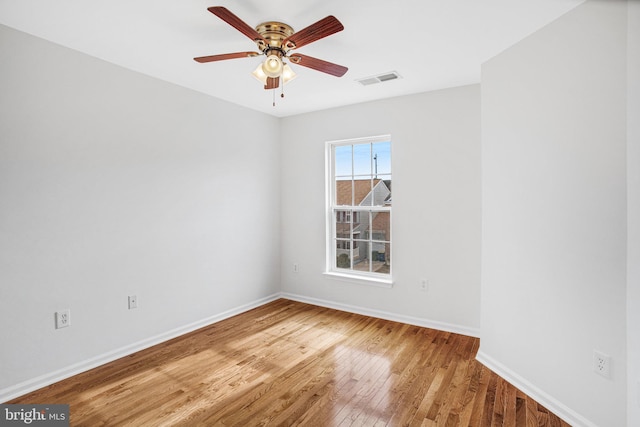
[{"left": 1, "top": 0, "right": 639, "bottom": 426}]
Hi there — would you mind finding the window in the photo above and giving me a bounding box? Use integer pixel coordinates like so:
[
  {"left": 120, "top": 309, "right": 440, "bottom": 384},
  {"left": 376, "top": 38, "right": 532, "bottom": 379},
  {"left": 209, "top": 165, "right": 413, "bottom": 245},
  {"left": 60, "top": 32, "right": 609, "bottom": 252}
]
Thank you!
[{"left": 326, "top": 135, "right": 392, "bottom": 282}]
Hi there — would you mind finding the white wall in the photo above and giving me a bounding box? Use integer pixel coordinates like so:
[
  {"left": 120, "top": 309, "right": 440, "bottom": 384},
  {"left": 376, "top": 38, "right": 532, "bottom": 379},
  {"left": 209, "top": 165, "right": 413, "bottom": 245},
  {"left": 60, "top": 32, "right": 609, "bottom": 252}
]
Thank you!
[
  {"left": 280, "top": 85, "right": 481, "bottom": 335},
  {"left": 3, "top": 3, "right": 636, "bottom": 423},
  {"left": 628, "top": 1, "right": 640, "bottom": 425},
  {"left": 479, "top": 2, "right": 628, "bottom": 426},
  {"left": 0, "top": 24, "right": 281, "bottom": 400}
]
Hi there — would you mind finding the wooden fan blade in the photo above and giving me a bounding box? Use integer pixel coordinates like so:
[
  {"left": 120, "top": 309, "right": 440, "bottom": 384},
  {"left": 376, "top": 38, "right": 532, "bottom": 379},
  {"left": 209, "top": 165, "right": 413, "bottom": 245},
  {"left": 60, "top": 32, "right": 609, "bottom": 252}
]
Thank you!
[
  {"left": 289, "top": 54, "right": 348, "bottom": 77},
  {"left": 194, "top": 51, "right": 260, "bottom": 63},
  {"left": 282, "top": 16, "right": 344, "bottom": 50},
  {"left": 208, "top": 6, "right": 266, "bottom": 44},
  {"left": 265, "top": 77, "right": 280, "bottom": 90}
]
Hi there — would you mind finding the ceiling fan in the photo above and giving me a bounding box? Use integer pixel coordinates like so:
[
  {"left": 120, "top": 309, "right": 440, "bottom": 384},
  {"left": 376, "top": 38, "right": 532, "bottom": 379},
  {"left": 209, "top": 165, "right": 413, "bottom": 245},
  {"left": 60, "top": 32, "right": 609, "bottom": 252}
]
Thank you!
[{"left": 194, "top": 7, "right": 348, "bottom": 92}]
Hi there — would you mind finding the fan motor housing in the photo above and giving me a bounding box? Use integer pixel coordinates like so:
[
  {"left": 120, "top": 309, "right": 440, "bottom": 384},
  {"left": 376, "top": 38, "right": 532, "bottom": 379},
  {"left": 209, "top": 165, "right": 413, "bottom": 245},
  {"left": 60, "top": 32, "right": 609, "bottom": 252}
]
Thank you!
[{"left": 255, "top": 21, "right": 294, "bottom": 51}]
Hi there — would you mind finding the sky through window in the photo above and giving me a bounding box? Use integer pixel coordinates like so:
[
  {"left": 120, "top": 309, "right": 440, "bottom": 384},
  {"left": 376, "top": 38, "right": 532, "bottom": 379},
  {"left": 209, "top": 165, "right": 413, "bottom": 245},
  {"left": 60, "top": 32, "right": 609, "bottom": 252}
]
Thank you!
[{"left": 335, "top": 141, "right": 391, "bottom": 179}]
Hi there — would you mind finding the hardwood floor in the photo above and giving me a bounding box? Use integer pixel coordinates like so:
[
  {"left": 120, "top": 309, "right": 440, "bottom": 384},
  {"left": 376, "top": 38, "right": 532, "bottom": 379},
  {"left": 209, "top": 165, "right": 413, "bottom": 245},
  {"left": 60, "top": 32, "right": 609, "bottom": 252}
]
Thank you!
[{"left": 10, "top": 299, "right": 570, "bottom": 426}]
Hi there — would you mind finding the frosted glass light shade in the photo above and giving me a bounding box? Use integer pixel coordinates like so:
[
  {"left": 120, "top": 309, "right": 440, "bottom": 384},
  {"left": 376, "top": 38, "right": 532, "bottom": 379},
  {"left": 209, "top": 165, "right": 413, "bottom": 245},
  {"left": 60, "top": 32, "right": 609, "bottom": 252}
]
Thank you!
[
  {"left": 282, "top": 64, "right": 297, "bottom": 84},
  {"left": 262, "top": 55, "right": 283, "bottom": 78},
  {"left": 252, "top": 63, "right": 268, "bottom": 84}
]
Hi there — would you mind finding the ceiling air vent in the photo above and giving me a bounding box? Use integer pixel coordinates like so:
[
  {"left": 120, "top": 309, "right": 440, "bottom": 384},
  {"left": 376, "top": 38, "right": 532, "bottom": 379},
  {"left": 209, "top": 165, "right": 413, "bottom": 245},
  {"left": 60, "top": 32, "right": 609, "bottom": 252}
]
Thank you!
[{"left": 356, "top": 71, "right": 402, "bottom": 86}]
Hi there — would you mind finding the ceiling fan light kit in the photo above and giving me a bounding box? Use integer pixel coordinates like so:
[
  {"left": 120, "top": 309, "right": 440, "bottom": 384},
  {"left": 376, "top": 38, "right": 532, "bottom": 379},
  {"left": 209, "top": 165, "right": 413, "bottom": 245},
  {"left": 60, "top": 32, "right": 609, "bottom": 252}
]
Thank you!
[
  {"left": 194, "top": 6, "right": 348, "bottom": 105},
  {"left": 252, "top": 62, "right": 296, "bottom": 85},
  {"left": 262, "top": 54, "right": 283, "bottom": 78}
]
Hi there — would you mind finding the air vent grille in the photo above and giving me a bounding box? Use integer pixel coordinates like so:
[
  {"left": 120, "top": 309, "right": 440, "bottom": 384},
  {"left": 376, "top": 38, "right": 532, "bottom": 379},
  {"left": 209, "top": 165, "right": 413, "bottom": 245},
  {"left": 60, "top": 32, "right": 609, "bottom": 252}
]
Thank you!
[
  {"left": 358, "top": 78, "right": 380, "bottom": 86},
  {"left": 356, "top": 71, "right": 402, "bottom": 86}
]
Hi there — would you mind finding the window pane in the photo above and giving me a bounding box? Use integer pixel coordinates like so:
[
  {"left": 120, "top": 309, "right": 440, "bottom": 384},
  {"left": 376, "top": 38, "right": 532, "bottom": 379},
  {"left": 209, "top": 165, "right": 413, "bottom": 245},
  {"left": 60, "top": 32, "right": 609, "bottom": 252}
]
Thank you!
[
  {"left": 335, "top": 145, "right": 352, "bottom": 178},
  {"left": 377, "top": 243, "right": 391, "bottom": 274},
  {"left": 371, "top": 211, "right": 391, "bottom": 242},
  {"left": 353, "top": 179, "right": 373, "bottom": 206},
  {"left": 336, "top": 179, "right": 353, "bottom": 206},
  {"left": 372, "top": 141, "right": 391, "bottom": 175},
  {"left": 353, "top": 143, "right": 371, "bottom": 177},
  {"left": 335, "top": 209, "right": 351, "bottom": 236},
  {"left": 336, "top": 247, "right": 352, "bottom": 269},
  {"left": 382, "top": 177, "right": 392, "bottom": 207},
  {"left": 372, "top": 178, "right": 391, "bottom": 207},
  {"left": 352, "top": 240, "right": 370, "bottom": 272}
]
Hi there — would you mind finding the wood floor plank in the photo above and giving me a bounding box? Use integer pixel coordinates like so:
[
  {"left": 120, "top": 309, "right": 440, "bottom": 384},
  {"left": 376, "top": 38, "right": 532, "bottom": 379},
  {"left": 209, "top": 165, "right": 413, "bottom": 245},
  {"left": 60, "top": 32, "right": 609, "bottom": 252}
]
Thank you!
[
  {"left": 491, "top": 376, "right": 506, "bottom": 427},
  {"left": 523, "top": 393, "right": 537, "bottom": 427},
  {"left": 515, "top": 390, "right": 528, "bottom": 426},
  {"left": 455, "top": 359, "right": 485, "bottom": 426},
  {"left": 384, "top": 330, "right": 450, "bottom": 425},
  {"left": 432, "top": 355, "right": 476, "bottom": 425},
  {"left": 467, "top": 363, "right": 493, "bottom": 427},
  {"left": 8, "top": 299, "right": 572, "bottom": 426},
  {"left": 502, "top": 381, "right": 518, "bottom": 426},
  {"left": 432, "top": 338, "right": 477, "bottom": 425}
]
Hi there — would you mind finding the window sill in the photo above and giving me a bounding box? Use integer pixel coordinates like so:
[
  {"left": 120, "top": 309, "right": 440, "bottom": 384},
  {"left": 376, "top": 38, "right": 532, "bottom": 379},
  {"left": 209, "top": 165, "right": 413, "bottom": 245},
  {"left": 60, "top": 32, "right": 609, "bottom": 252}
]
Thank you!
[{"left": 323, "top": 271, "right": 394, "bottom": 288}]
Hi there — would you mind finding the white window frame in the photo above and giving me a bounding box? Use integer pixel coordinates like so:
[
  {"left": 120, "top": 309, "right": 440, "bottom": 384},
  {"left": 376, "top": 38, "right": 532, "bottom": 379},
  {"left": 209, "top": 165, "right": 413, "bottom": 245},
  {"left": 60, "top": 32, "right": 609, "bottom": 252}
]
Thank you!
[{"left": 325, "top": 135, "right": 392, "bottom": 286}]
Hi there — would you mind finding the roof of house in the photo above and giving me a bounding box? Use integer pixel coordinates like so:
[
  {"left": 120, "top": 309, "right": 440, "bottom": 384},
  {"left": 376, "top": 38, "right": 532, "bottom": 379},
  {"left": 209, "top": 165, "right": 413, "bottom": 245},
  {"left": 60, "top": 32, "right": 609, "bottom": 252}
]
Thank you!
[{"left": 336, "top": 179, "right": 381, "bottom": 206}]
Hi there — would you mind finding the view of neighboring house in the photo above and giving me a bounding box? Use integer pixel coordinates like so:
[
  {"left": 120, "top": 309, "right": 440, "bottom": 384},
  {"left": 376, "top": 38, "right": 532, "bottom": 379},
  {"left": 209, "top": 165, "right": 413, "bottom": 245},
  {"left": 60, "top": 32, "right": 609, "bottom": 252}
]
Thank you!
[{"left": 335, "top": 179, "right": 391, "bottom": 273}]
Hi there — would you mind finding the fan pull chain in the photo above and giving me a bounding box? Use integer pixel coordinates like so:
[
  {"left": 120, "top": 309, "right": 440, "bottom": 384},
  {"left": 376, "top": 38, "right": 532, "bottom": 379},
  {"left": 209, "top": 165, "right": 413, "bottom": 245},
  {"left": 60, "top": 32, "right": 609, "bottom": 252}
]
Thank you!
[{"left": 272, "top": 79, "right": 285, "bottom": 107}]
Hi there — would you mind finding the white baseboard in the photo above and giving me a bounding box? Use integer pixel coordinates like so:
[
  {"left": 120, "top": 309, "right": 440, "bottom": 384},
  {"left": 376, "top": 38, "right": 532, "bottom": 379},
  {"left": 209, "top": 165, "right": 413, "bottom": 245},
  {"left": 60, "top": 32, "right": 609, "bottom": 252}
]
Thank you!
[
  {"left": 280, "top": 292, "right": 480, "bottom": 338},
  {"left": 0, "top": 293, "right": 281, "bottom": 403},
  {"left": 475, "top": 350, "right": 596, "bottom": 427}
]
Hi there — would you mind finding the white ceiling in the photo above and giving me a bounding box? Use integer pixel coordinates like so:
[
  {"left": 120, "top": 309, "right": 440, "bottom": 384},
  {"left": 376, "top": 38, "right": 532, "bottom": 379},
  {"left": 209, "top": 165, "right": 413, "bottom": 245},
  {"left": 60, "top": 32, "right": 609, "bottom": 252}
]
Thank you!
[{"left": 0, "top": 0, "right": 584, "bottom": 117}]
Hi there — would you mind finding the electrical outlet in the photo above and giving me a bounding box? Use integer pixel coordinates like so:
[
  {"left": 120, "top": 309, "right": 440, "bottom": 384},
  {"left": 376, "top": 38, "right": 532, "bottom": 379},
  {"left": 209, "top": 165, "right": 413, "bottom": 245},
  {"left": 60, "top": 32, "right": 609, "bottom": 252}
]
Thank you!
[
  {"left": 593, "top": 350, "right": 611, "bottom": 379},
  {"left": 55, "top": 310, "right": 70, "bottom": 329},
  {"left": 128, "top": 295, "right": 137, "bottom": 310},
  {"left": 420, "top": 279, "right": 428, "bottom": 292}
]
